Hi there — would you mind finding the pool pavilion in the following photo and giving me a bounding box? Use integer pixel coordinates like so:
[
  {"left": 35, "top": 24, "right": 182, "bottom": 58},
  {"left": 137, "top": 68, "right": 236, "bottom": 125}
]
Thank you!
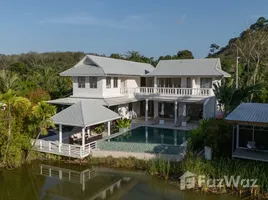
[
  {"left": 33, "top": 100, "right": 121, "bottom": 159},
  {"left": 225, "top": 103, "right": 268, "bottom": 162}
]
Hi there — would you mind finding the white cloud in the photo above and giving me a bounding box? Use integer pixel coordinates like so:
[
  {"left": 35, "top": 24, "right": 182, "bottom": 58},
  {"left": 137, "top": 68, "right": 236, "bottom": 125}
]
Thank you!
[{"left": 39, "top": 13, "right": 152, "bottom": 30}]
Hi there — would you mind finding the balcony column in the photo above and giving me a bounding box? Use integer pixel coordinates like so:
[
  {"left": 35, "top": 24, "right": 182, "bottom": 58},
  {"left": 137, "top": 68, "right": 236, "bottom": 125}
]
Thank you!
[
  {"left": 174, "top": 101, "right": 178, "bottom": 123},
  {"left": 145, "top": 99, "right": 148, "bottom": 122},
  {"left": 82, "top": 128, "right": 85, "bottom": 150},
  {"left": 59, "top": 124, "right": 62, "bottom": 152},
  {"left": 154, "top": 77, "right": 157, "bottom": 93}
]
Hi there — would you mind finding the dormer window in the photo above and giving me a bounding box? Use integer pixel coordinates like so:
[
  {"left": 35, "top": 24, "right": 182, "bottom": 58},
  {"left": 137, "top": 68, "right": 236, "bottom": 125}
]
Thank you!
[
  {"left": 78, "top": 77, "right": 86, "bottom": 88},
  {"left": 106, "top": 77, "right": 111, "bottom": 88}
]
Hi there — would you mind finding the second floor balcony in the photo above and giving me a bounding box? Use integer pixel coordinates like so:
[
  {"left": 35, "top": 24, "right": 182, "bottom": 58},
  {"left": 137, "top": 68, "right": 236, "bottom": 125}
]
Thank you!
[{"left": 120, "top": 87, "right": 213, "bottom": 97}]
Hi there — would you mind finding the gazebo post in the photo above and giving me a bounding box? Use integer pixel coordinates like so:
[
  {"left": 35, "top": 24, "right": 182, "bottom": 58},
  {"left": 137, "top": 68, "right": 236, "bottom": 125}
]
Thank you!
[
  {"left": 236, "top": 124, "right": 239, "bottom": 148},
  {"left": 59, "top": 124, "right": 62, "bottom": 152},
  {"left": 82, "top": 128, "right": 85, "bottom": 150},
  {"left": 107, "top": 121, "right": 111, "bottom": 136}
]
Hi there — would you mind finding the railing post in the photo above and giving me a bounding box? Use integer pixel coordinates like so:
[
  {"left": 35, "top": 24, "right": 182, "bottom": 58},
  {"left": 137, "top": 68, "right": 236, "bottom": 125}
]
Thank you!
[
  {"left": 49, "top": 141, "right": 51, "bottom": 151},
  {"left": 69, "top": 145, "right": 71, "bottom": 156},
  {"left": 40, "top": 140, "right": 42, "bottom": 150}
]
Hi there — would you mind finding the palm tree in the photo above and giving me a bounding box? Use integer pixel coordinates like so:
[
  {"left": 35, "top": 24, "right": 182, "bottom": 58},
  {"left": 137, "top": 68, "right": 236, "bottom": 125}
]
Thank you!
[
  {"left": 26, "top": 101, "right": 56, "bottom": 160},
  {"left": 213, "top": 82, "right": 262, "bottom": 116},
  {"left": 0, "top": 70, "right": 20, "bottom": 93},
  {"left": 34, "top": 67, "right": 56, "bottom": 92},
  {"left": 124, "top": 51, "right": 142, "bottom": 62},
  {"left": 0, "top": 90, "right": 31, "bottom": 164}
]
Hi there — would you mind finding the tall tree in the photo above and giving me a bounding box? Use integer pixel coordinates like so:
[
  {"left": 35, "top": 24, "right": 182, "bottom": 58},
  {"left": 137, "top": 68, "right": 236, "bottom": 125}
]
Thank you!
[
  {"left": 27, "top": 101, "right": 56, "bottom": 160},
  {"left": 0, "top": 70, "right": 20, "bottom": 93},
  {"left": 213, "top": 82, "right": 262, "bottom": 116},
  {"left": 0, "top": 90, "right": 31, "bottom": 165},
  {"left": 177, "top": 50, "right": 194, "bottom": 59}
]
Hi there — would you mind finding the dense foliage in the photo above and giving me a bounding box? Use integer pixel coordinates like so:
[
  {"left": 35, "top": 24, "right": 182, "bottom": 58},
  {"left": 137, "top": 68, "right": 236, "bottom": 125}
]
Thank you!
[
  {"left": 208, "top": 17, "right": 268, "bottom": 103},
  {"left": 0, "top": 90, "right": 56, "bottom": 168},
  {"left": 189, "top": 118, "right": 232, "bottom": 157}
]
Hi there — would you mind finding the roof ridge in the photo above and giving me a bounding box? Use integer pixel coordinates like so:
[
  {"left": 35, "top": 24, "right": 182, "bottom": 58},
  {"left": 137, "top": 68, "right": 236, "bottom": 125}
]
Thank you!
[
  {"left": 79, "top": 101, "right": 86, "bottom": 127},
  {"left": 87, "top": 54, "right": 153, "bottom": 66}
]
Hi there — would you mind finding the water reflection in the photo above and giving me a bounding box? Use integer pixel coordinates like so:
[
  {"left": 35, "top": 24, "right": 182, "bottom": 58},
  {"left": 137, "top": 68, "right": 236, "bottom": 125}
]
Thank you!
[{"left": 0, "top": 163, "right": 239, "bottom": 200}]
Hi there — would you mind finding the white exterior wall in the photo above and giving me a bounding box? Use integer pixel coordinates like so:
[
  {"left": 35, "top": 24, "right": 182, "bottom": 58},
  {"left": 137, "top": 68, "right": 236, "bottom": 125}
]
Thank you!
[
  {"left": 102, "top": 77, "right": 121, "bottom": 97},
  {"left": 72, "top": 76, "right": 104, "bottom": 98},
  {"left": 72, "top": 76, "right": 141, "bottom": 98},
  {"left": 203, "top": 97, "right": 217, "bottom": 119},
  {"left": 126, "top": 77, "right": 141, "bottom": 88}
]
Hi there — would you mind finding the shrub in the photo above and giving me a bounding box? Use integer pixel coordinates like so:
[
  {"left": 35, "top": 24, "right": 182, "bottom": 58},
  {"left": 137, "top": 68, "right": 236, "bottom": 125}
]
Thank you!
[
  {"left": 189, "top": 118, "right": 232, "bottom": 157},
  {"left": 92, "top": 123, "right": 104, "bottom": 134}
]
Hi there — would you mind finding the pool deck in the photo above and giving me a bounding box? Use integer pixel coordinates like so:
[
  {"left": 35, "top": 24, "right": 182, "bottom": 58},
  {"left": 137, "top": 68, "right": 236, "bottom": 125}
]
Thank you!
[
  {"left": 131, "top": 118, "right": 199, "bottom": 131},
  {"left": 33, "top": 118, "right": 198, "bottom": 161}
]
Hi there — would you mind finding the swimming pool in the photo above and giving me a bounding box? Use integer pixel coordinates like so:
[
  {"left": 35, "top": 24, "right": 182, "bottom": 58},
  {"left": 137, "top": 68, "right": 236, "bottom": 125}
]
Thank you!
[{"left": 108, "top": 126, "right": 188, "bottom": 146}]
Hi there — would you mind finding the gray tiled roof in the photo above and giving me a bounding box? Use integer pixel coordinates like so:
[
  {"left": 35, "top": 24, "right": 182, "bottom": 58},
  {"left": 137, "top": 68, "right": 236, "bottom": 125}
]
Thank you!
[
  {"left": 60, "top": 55, "right": 155, "bottom": 77},
  {"left": 146, "top": 58, "right": 231, "bottom": 77},
  {"left": 47, "top": 96, "right": 138, "bottom": 106},
  {"left": 225, "top": 103, "right": 268, "bottom": 124},
  {"left": 88, "top": 55, "right": 155, "bottom": 75},
  {"left": 52, "top": 100, "right": 120, "bottom": 127},
  {"left": 60, "top": 64, "right": 105, "bottom": 76}
]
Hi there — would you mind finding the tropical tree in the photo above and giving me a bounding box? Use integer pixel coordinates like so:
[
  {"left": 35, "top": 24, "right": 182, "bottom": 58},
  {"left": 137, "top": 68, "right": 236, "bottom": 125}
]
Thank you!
[
  {"left": 0, "top": 90, "right": 31, "bottom": 165},
  {"left": 213, "top": 82, "right": 262, "bottom": 116},
  {"left": 0, "top": 70, "right": 20, "bottom": 93},
  {"left": 177, "top": 50, "right": 194, "bottom": 59},
  {"left": 26, "top": 101, "right": 56, "bottom": 160},
  {"left": 34, "top": 67, "right": 57, "bottom": 92}
]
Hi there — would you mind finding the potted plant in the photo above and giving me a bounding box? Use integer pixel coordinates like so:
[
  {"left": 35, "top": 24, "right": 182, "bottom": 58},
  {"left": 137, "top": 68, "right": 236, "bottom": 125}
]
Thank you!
[
  {"left": 115, "top": 118, "right": 131, "bottom": 133},
  {"left": 92, "top": 123, "right": 104, "bottom": 134}
]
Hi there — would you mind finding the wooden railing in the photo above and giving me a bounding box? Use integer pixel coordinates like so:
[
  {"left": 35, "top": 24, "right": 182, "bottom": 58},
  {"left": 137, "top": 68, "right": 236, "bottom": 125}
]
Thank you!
[
  {"left": 120, "top": 87, "right": 213, "bottom": 96},
  {"left": 33, "top": 139, "right": 97, "bottom": 158}
]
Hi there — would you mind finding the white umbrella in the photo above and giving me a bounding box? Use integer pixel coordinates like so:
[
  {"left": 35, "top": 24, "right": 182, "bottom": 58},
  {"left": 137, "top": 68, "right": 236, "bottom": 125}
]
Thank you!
[{"left": 160, "top": 103, "right": 165, "bottom": 115}]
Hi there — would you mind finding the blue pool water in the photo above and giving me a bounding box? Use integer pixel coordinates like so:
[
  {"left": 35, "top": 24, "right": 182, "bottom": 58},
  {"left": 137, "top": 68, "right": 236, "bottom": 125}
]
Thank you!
[{"left": 109, "top": 126, "right": 188, "bottom": 146}]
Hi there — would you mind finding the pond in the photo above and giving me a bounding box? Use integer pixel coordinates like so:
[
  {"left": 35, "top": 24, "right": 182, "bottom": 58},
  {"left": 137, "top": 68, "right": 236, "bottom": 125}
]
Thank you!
[{"left": 0, "top": 162, "right": 239, "bottom": 200}]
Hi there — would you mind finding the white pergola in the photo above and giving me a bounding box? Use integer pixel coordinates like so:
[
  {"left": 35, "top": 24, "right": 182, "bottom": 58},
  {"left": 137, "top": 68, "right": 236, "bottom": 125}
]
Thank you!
[{"left": 52, "top": 100, "right": 121, "bottom": 151}]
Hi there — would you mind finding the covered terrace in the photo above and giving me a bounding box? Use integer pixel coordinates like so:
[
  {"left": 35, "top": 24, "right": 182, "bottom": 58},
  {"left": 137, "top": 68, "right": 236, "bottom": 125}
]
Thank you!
[
  {"left": 34, "top": 100, "right": 120, "bottom": 158},
  {"left": 226, "top": 103, "right": 268, "bottom": 162}
]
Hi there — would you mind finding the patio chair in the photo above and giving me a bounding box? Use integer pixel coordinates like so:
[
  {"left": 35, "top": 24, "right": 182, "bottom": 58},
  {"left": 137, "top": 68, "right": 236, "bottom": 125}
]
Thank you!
[{"left": 247, "top": 141, "right": 256, "bottom": 150}]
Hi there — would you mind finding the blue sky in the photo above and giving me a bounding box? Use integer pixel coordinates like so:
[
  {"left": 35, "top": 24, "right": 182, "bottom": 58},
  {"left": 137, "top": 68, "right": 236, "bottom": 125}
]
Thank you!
[{"left": 0, "top": 0, "right": 267, "bottom": 58}]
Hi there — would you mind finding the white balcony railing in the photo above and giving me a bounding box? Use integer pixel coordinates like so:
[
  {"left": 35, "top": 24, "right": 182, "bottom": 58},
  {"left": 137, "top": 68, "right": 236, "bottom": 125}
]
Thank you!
[{"left": 120, "top": 87, "right": 213, "bottom": 97}]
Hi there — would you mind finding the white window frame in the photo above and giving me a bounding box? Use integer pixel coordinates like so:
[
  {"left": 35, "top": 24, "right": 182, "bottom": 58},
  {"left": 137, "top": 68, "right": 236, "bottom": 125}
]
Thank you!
[
  {"left": 89, "top": 77, "right": 97, "bottom": 88},
  {"left": 78, "top": 77, "right": 86, "bottom": 88},
  {"left": 113, "top": 77, "right": 118, "bottom": 88}
]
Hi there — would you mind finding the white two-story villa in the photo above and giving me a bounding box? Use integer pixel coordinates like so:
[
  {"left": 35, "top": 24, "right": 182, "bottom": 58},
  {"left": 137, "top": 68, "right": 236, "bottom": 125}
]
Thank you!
[
  {"left": 38, "top": 55, "right": 230, "bottom": 159},
  {"left": 49, "top": 55, "right": 230, "bottom": 122}
]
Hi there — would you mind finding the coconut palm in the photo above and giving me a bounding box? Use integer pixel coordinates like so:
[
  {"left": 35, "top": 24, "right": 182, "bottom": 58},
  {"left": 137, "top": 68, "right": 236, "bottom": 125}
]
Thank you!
[
  {"left": 0, "top": 70, "right": 20, "bottom": 93},
  {"left": 0, "top": 90, "right": 31, "bottom": 164},
  {"left": 26, "top": 101, "right": 56, "bottom": 160},
  {"left": 34, "top": 67, "right": 56, "bottom": 92}
]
